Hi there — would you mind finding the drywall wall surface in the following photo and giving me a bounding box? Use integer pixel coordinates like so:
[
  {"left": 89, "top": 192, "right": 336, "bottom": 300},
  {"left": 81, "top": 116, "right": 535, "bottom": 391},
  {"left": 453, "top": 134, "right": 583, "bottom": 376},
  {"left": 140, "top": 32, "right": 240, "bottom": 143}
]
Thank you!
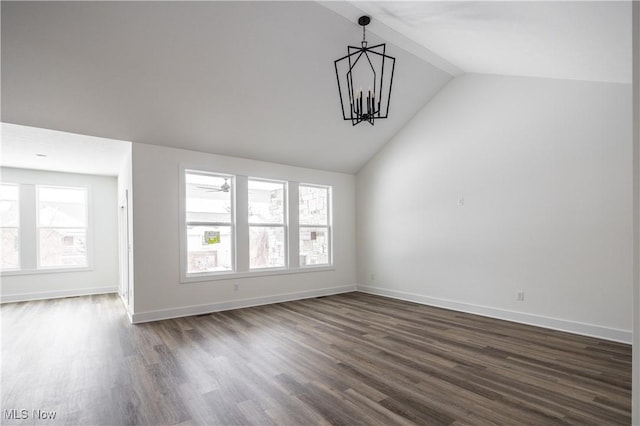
[
  {"left": 117, "top": 147, "right": 134, "bottom": 313},
  {"left": 131, "top": 143, "right": 356, "bottom": 317},
  {"left": 1, "top": 167, "right": 119, "bottom": 301},
  {"left": 357, "top": 73, "right": 633, "bottom": 341},
  {"left": 632, "top": 0, "right": 639, "bottom": 421}
]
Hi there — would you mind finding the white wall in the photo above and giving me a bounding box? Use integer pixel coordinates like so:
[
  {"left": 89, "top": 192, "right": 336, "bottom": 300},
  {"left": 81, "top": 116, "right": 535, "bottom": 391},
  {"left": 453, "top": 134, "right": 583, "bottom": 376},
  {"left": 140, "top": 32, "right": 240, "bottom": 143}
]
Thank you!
[
  {"left": 632, "top": 1, "right": 639, "bottom": 422},
  {"left": 1, "top": 167, "right": 119, "bottom": 302},
  {"left": 117, "top": 147, "right": 134, "bottom": 314},
  {"left": 130, "top": 143, "right": 356, "bottom": 322},
  {"left": 357, "top": 73, "right": 633, "bottom": 342}
]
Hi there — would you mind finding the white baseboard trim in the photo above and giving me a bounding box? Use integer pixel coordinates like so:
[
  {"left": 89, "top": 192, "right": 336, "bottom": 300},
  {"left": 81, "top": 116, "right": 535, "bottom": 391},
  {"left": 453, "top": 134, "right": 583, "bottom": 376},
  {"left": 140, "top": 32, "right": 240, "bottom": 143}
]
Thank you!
[
  {"left": 357, "top": 285, "right": 632, "bottom": 344},
  {"left": 0, "top": 286, "right": 118, "bottom": 304},
  {"left": 118, "top": 293, "right": 134, "bottom": 323},
  {"left": 131, "top": 284, "right": 357, "bottom": 324}
]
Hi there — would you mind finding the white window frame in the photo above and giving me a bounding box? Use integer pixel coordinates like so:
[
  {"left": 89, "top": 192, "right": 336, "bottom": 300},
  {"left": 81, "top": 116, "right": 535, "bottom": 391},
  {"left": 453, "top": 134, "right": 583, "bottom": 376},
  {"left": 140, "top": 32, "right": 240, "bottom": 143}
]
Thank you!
[
  {"left": 0, "top": 183, "right": 21, "bottom": 271},
  {"left": 181, "top": 169, "right": 236, "bottom": 281},
  {"left": 299, "top": 184, "right": 333, "bottom": 267},
  {"left": 248, "top": 177, "right": 288, "bottom": 271},
  {"left": 36, "top": 185, "right": 90, "bottom": 270},
  {"left": 179, "top": 165, "right": 334, "bottom": 284}
]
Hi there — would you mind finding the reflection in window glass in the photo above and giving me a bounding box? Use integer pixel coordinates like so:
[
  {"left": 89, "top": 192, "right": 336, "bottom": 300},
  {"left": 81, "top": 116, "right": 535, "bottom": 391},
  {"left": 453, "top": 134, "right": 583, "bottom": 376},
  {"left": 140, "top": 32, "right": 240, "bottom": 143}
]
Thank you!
[
  {"left": 299, "top": 185, "right": 331, "bottom": 266},
  {"left": 0, "top": 184, "right": 19, "bottom": 227},
  {"left": 38, "top": 186, "right": 87, "bottom": 268},
  {"left": 1, "top": 228, "right": 19, "bottom": 270},
  {"left": 186, "top": 225, "right": 232, "bottom": 273},
  {"left": 185, "top": 171, "right": 234, "bottom": 274},
  {"left": 39, "top": 187, "right": 86, "bottom": 227},
  {"left": 299, "top": 227, "right": 329, "bottom": 266},
  {"left": 185, "top": 173, "right": 232, "bottom": 224},
  {"left": 248, "top": 180, "right": 284, "bottom": 224},
  {"left": 299, "top": 185, "right": 328, "bottom": 225},
  {"left": 1, "top": 184, "right": 20, "bottom": 270},
  {"left": 249, "top": 179, "right": 287, "bottom": 269},
  {"left": 250, "top": 226, "right": 285, "bottom": 269},
  {"left": 39, "top": 228, "right": 86, "bottom": 267}
]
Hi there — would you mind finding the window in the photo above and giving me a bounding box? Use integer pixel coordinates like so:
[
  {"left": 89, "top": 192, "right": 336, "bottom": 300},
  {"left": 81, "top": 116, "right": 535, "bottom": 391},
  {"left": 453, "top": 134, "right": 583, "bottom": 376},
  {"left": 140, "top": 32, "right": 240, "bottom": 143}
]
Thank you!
[
  {"left": 181, "top": 168, "right": 333, "bottom": 281},
  {"left": 299, "top": 185, "right": 331, "bottom": 266},
  {"left": 248, "top": 179, "right": 286, "bottom": 269},
  {"left": 37, "top": 186, "right": 88, "bottom": 268},
  {"left": 1, "top": 182, "right": 91, "bottom": 274},
  {"left": 185, "top": 171, "right": 234, "bottom": 274},
  {"left": 1, "top": 183, "right": 20, "bottom": 270}
]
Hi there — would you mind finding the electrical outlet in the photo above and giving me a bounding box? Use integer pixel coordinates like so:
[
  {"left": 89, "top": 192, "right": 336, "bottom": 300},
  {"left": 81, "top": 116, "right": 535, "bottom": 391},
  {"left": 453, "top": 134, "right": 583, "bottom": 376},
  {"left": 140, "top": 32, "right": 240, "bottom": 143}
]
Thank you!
[
  {"left": 233, "top": 283, "right": 239, "bottom": 292},
  {"left": 457, "top": 196, "right": 465, "bottom": 206},
  {"left": 517, "top": 291, "right": 525, "bottom": 301},
  {"left": 370, "top": 273, "right": 375, "bottom": 282}
]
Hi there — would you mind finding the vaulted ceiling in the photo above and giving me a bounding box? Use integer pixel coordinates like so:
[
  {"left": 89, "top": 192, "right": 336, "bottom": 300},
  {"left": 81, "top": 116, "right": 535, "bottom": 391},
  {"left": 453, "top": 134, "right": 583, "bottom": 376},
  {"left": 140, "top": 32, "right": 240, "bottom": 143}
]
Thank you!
[
  {"left": 1, "top": 1, "right": 451, "bottom": 174},
  {"left": 331, "top": 1, "right": 631, "bottom": 84},
  {"left": 1, "top": 1, "right": 631, "bottom": 174}
]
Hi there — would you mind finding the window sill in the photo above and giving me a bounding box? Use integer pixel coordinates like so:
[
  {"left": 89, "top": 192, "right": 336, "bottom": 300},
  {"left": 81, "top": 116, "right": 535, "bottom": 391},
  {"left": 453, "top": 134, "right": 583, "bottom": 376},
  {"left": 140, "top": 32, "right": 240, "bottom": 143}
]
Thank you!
[
  {"left": 182, "top": 265, "right": 335, "bottom": 284},
  {"left": 1, "top": 266, "right": 92, "bottom": 277}
]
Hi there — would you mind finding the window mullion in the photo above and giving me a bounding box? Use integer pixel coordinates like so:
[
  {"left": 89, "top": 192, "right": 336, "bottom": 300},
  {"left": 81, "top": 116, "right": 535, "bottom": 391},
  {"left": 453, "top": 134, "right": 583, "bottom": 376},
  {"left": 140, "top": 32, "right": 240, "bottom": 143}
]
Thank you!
[
  {"left": 21, "top": 184, "right": 37, "bottom": 270},
  {"left": 235, "top": 175, "right": 249, "bottom": 273},
  {"left": 186, "top": 221, "right": 231, "bottom": 227},
  {"left": 289, "top": 182, "right": 300, "bottom": 269}
]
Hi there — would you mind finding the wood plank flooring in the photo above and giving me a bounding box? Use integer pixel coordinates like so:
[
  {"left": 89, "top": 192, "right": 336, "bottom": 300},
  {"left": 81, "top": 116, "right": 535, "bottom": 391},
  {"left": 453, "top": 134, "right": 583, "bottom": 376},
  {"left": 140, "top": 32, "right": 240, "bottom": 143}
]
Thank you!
[{"left": 1, "top": 292, "right": 631, "bottom": 425}]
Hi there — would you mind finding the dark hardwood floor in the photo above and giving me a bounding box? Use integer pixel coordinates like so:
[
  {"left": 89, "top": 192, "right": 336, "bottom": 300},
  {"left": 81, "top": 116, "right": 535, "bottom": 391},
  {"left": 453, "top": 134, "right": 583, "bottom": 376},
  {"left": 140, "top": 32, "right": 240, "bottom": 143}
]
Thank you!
[{"left": 1, "top": 292, "right": 631, "bottom": 425}]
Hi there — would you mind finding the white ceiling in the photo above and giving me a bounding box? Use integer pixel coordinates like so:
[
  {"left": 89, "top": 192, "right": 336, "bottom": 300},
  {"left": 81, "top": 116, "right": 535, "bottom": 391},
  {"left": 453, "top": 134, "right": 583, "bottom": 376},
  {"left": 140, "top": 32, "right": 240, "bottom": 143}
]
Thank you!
[
  {"left": 1, "top": 123, "right": 131, "bottom": 176},
  {"left": 1, "top": 2, "right": 631, "bottom": 177},
  {"left": 342, "top": 1, "right": 632, "bottom": 84},
  {"left": 1, "top": 1, "right": 451, "bottom": 174}
]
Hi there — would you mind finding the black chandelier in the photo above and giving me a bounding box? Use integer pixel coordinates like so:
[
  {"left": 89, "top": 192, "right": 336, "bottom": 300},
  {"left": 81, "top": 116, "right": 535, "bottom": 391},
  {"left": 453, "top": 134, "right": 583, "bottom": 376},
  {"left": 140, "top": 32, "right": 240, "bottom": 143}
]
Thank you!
[{"left": 334, "top": 16, "right": 396, "bottom": 126}]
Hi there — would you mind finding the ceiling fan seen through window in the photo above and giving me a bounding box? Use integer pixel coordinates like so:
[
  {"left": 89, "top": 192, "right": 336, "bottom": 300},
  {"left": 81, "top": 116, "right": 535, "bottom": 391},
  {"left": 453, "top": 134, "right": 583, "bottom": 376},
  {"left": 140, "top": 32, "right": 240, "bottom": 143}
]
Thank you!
[{"left": 197, "top": 178, "right": 230, "bottom": 193}]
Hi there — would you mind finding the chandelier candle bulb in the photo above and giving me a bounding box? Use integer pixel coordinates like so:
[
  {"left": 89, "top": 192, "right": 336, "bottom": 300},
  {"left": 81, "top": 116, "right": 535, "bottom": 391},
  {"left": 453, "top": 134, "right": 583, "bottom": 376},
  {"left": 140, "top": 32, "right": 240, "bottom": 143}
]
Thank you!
[{"left": 334, "top": 15, "right": 396, "bottom": 126}]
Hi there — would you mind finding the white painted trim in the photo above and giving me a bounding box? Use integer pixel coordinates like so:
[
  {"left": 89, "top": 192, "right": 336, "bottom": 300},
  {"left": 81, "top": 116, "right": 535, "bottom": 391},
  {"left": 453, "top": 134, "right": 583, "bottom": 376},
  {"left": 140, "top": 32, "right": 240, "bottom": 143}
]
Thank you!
[
  {"left": 182, "top": 265, "right": 336, "bottom": 283},
  {"left": 357, "top": 285, "right": 632, "bottom": 344},
  {"left": 0, "top": 286, "right": 118, "bottom": 304},
  {"left": 1, "top": 266, "right": 93, "bottom": 277},
  {"left": 119, "top": 291, "right": 133, "bottom": 323},
  {"left": 131, "top": 284, "right": 356, "bottom": 324}
]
